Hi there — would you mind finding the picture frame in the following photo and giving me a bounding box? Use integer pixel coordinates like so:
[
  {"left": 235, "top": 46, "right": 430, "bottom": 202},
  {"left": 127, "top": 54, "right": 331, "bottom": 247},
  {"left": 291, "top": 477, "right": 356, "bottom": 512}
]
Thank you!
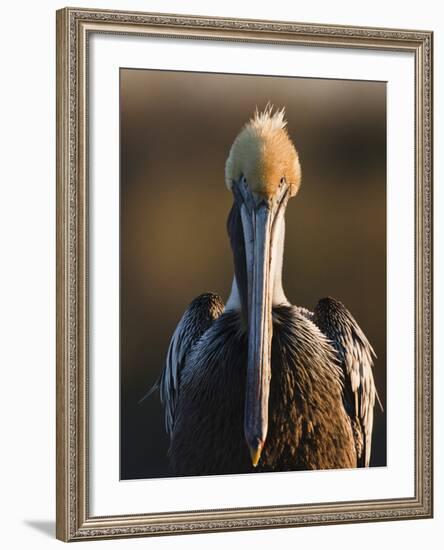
[{"left": 56, "top": 7, "right": 433, "bottom": 541}]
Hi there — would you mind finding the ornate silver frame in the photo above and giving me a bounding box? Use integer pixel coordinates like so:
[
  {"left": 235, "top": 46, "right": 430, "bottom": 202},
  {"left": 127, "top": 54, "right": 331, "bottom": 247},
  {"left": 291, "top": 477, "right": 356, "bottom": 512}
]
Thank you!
[{"left": 56, "top": 7, "right": 433, "bottom": 541}]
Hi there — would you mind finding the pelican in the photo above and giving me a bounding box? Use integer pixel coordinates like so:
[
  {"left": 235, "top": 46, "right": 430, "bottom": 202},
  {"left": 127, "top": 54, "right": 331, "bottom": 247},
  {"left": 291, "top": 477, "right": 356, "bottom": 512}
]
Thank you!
[{"left": 146, "top": 105, "right": 381, "bottom": 475}]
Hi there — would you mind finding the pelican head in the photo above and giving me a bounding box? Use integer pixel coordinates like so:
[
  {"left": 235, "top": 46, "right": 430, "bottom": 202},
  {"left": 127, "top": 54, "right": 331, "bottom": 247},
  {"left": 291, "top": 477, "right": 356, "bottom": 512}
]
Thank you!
[{"left": 225, "top": 105, "right": 301, "bottom": 467}]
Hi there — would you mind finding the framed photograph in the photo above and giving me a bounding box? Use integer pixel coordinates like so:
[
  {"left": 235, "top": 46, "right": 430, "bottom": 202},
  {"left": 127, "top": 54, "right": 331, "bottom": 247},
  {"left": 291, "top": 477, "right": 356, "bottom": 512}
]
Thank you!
[{"left": 56, "top": 7, "right": 433, "bottom": 541}]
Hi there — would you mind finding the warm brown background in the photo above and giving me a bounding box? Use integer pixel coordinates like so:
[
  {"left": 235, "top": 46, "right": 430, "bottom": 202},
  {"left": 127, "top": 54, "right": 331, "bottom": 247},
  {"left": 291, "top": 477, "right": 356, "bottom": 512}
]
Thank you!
[{"left": 120, "top": 68, "right": 386, "bottom": 480}]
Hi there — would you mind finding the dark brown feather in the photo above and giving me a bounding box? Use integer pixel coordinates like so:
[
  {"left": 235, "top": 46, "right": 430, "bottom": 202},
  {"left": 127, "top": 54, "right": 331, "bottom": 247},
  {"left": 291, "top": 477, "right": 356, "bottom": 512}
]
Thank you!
[
  {"left": 169, "top": 306, "right": 356, "bottom": 476},
  {"left": 313, "top": 296, "right": 378, "bottom": 467}
]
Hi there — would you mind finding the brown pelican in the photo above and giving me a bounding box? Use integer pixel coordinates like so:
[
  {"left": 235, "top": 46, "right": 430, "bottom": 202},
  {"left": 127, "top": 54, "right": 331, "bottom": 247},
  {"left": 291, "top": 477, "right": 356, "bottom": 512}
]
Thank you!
[{"left": 146, "top": 105, "right": 381, "bottom": 476}]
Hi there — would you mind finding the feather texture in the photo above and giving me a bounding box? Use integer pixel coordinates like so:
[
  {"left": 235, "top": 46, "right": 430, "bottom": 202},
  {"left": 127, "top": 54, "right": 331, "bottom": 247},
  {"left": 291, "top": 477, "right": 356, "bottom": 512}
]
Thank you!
[
  {"left": 168, "top": 306, "right": 357, "bottom": 475},
  {"left": 157, "top": 293, "right": 224, "bottom": 437},
  {"left": 313, "top": 296, "right": 380, "bottom": 467}
]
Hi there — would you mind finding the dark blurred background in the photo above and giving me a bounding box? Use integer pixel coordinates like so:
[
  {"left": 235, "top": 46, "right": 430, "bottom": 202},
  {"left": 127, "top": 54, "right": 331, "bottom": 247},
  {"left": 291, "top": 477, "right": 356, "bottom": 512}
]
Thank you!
[{"left": 120, "top": 69, "right": 386, "bottom": 480}]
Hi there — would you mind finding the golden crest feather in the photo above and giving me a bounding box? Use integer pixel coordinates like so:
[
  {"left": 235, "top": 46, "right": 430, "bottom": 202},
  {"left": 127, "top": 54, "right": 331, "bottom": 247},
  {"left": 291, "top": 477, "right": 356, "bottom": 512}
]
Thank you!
[{"left": 225, "top": 104, "right": 301, "bottom": 198}]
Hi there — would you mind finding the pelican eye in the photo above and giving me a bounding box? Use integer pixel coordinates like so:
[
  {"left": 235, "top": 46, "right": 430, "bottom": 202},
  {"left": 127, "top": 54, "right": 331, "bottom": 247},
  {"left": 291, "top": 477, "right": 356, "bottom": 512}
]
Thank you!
[
  {"left": 242, "top": 175, "right": 247, "bottom": 184},
  {"left": 280, "top": 177, "right": 286, "bottom": 187}
]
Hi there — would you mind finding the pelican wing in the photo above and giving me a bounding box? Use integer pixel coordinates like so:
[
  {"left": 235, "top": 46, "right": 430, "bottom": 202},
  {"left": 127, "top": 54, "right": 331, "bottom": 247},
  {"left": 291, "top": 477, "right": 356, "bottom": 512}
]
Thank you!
[
  {"left": 313, "top": 296, "right": 381, "bottom": 467},
  {"left": 159, "top": 293, "right": 224, "bottom": 437}
]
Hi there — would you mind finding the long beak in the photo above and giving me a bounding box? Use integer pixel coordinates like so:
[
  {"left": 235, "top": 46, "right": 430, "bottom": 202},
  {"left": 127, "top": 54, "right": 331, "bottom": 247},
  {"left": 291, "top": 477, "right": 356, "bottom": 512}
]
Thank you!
[{"left": 244, "top": 202, "right": 274, "bottom": 467}]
